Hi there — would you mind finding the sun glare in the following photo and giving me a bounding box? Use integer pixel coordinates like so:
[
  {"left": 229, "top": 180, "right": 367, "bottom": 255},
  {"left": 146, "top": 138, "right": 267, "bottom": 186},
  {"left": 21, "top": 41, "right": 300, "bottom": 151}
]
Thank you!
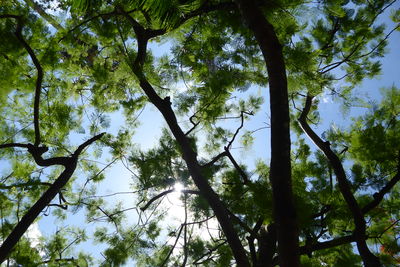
[{"left": 174, "top": 182, "right": 184, "bottom": 193}]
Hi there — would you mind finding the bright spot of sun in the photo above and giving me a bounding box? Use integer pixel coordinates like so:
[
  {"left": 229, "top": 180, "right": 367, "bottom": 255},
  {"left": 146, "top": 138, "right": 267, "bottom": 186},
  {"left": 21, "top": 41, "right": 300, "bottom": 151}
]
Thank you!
[{"left": 174, "top": 182, "right": 184, "bottom": 193}]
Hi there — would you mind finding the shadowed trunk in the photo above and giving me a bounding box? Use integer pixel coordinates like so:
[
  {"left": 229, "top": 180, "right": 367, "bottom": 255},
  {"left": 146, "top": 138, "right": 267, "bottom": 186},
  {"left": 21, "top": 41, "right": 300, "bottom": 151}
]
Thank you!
[{"left": 234, "top": 1, "right": 300, "bottom": 266}]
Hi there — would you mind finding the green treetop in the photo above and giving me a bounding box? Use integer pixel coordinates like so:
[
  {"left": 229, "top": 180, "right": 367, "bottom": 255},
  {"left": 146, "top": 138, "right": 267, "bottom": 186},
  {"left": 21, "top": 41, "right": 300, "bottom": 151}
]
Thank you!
[{"left": 0, "top": 0, "right": 399, "bottom": 266}]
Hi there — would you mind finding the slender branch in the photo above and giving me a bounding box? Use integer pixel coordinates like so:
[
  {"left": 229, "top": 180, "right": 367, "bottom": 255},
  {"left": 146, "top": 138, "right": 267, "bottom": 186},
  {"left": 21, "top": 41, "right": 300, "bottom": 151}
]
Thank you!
[
  {"left": 319, "top": 17, "right": 340, "bottom": 51},
  {"left": 73, "top": 132, "right": 106, "bottom": 156},
  {"left": 193, "top": 240, "right": 227, "bottom": 265},
  {"left": 295, "top": 235, "right": 357, "bottom": 261},
  {"left": 226, "top": 111, "right": 251, "bottom": 150},
  {"left": 357, "top": 24, "right": 400, "bottom": 59},
  {"left": 202, "top": 113, "right": 251, "bottom": 183},
  {"left": 5, "top": 15, "right": 43, "bottom": 146},
  {"left": 362, "top": 171, "right": 400, "bottom": 214},
  {"left": 184, "top": 116, "right": 200, "bottom": 136},
  {"left": 185, "top": 215, "right": 215, "bottom": 226},
  {"left": 227, "top": 209, "right": 253, "bottom": 234},
  {"left": 160, "top": 224, "right": 184, "bottom": 267},
  {"left": 48, "top": 203, "right": 68, "bottom": 210},
  {"left": 202, "top": 151, "right": 228, "bottom": 168},
  {"left": 0, "top": 15, "right": 45, "bottom": 146},
  {"left": 224, "top": 147, "right": 249, "bottom": 184},
  {"left": 318, "top": 42, "right": 364, "bottom": 74},
  {"left": 312, "top": 205, "right": 332, "bottom": 219},
  {"left": 140, "top": 189, "right": 200, "bottom": 211},
  {"left": 58, "top": 10, "right": 123, "bottom": 42}
]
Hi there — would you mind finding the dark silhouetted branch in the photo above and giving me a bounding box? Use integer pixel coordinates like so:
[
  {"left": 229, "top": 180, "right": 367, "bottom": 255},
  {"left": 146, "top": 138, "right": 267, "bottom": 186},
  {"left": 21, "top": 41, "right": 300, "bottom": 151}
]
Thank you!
[
  {"left": 299, "top": 95, "right": 381, "bottom": 266},
  {"left": 362, "top": 171, "right": 400, "bottom": 214},
  {"left": 122, "top": 7, "right": 250, "bottom": 265},
  {"left": 224, "top": 147, "right": 249, "bottom": 184},
  {"left": 0, "top": 143, "right": 29, "bottom": 149},
  {"left": 140, "top": 189, "right": 200, "bottom": 211},
  {"left": 160, "top": 224, "right": 184, "bottom": 267},
  {"left": 202, "top": 151, "right": 228, "bottom": 168},
  {"left": 0, "top": 133, "right": 104, "bottom": 263}
]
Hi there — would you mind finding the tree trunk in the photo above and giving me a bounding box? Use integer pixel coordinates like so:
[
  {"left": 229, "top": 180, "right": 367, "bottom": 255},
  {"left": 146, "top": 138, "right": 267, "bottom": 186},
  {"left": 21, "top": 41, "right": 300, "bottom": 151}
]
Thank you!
[
  {"left": 235, "top": 1, "right": 300, "bottom": 266},
  {"left": 0, "top": 163, "right": 75, "bottom": 262}
]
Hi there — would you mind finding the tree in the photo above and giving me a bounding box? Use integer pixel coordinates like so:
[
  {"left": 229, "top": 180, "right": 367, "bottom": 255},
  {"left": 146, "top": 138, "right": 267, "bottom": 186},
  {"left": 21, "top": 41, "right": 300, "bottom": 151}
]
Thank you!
[{"left": 0, "top": 0, "right": 399, "bottom": 266}]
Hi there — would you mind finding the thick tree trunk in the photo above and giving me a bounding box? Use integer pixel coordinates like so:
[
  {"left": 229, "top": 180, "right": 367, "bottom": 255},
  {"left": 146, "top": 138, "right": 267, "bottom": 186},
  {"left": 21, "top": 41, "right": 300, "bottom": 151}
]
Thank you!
[
  {"left": 256, "top": 224, "right": 277, "bottom": 267},
  {"left": 235, "top": 1, "right": 300, "bottom": 266}
]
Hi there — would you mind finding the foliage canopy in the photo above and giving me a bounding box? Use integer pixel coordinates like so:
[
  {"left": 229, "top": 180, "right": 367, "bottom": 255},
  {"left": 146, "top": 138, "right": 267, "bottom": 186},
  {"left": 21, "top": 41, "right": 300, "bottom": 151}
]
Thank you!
[{"left": 0, "top": 0, "right": 399, "bottom": 266}]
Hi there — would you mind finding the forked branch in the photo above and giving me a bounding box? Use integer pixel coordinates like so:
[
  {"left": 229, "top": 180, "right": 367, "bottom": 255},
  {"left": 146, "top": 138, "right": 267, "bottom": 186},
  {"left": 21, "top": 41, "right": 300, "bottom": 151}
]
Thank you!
[
  {"left": 298, "top": 95, "right": 381, "bottom": 266},
  {"left": 0, "top": 133, "right": 104, "bottom": 263}
]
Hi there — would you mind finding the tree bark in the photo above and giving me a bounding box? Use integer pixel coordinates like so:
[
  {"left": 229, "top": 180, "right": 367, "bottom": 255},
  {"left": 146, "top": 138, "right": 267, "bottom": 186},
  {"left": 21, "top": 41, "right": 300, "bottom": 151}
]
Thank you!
[{"left": 234, "top": 1, "right": 300, "bottom": 266}]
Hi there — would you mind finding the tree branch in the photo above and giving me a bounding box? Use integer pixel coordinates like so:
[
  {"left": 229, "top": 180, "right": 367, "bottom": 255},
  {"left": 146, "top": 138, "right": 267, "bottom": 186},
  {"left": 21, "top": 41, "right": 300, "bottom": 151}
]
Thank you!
[
  {"left": 0, "top": 15, "right": 44, "bottom": 146},
  {"left": 300, "top": 235, "right": 356, "bottom": 255},
  {"left": 224, "top": 147, "right": 249, "bottom": 184},
  {"left": 226, "top": 111, "right": 251, "bottom": 150},
  {"left": 0, "top": 143, "right": 29, "bottom": 149},
  {"left": 0, "top": 133, "right": 104, "bottom": 263},
  {"left": 73, "top": 132, "right": 105, "bottom": 156},
  {"left": 23, "top": 0, "right": 64, "bottom": 30},
  {"left": 202, "top": 151, "right": 228, "bottom": 168},
  {"left": 121, "top": 7, "right": 251, "bottom": 265},
  {"left": 1, "top": 15, "right": 44, "bottom": 146},
  {"left": 298, "top": 95, "right": 381, "bottom": 266},
  {"left": 160, "top": 224, "right": 184, "bottom": 267},
  {"left": 362, "top": 171, "right": 400, "bottom": 214},
  {"left": 193, "top": 240, "right": 228, "bottom": 265},
  {"left": 140, "top": 189, "right": 200, "bottom": 211}
]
